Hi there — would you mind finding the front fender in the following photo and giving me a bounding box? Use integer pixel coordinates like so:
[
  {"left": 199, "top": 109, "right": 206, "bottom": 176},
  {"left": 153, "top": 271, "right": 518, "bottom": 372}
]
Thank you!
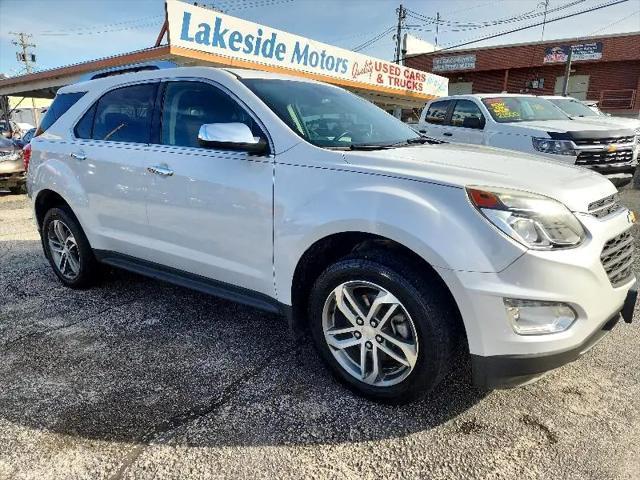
[{"left": 274, "top": 159, "right": 525, "bottom": 305}]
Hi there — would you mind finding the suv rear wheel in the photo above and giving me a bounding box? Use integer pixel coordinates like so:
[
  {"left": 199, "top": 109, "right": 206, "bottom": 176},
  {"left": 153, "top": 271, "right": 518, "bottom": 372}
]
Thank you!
[
  {"left": 41, "top": 206, "right": 98, "bottom": 288},
  {"left": 308, "top": 252, "right": 459, "bottom": 404}
]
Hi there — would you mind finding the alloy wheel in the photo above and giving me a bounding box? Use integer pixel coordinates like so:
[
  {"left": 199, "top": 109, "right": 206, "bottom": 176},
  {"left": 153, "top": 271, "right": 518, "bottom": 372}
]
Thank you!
[
  {"left": 47, "top": 219, "right": 81, "bottom": 280},
  {"left": 322, "top": 280, "right": 419, "bottom": 387}
]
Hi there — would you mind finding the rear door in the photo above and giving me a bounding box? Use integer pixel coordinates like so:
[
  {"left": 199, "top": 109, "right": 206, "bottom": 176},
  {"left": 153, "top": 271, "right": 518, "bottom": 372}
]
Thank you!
[
  {"left": 71, "top": 81, "right": 159, "bottom": 258},
  {"left": 419, "top": 100, "right": 452, "bottom": 140}
]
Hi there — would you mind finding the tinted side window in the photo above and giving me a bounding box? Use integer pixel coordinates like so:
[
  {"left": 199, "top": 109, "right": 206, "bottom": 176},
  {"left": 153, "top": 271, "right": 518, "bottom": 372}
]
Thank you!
[
  {"left": 92, "top": 83, "right": 158, "bottom": 143},
  {"left": 37, "top": 92, "right": 85, "bottom": 135},
  {"left": 450, "top": 100, "right": 485, "bottom": 128},
  {"left": 160, "top": 81, "right": 262, "bottom": 148},
  {"left": 424, "top": 101, "right": 450, "bottom": 125},
  {"left": 74, "top": 103, "right": 97, "bottom": 139}
]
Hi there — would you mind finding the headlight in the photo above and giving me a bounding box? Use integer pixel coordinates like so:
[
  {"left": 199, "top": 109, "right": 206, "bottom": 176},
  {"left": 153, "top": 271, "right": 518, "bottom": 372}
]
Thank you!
[
  {"left": 467, "top": 186, "right": 586, "bottom": 249},
  {"left": 532, "top": 137, "right": 576, "bottom": 156}
]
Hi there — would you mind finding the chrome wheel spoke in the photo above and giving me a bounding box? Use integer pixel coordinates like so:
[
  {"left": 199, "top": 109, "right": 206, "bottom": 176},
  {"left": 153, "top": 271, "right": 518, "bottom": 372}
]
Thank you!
[
  {"left": 66, "top": 249, "right": 80, "bottom": 275},
  {"left": 334, "top": 285, "right": 365, "bottom": 326},
  {"left": 326, "top": 334, "right": 361, "bottom": 351},
  {"left": 53, "top": 220, "right": 67, "bottom": 243},
  {"left": 326, "top": 326, "right": 358, "bottom": 336},
  {"left": 377, "top": 303, "right": 399, "bottom": 330},
  {"left": 364, "top": 291, "right": 398, "bottom": 323},
  {"left": 58, "top": 251, "right": 68, "bottom": 273},
  {"left": 363, "top": 346, "right": 380, "bottom": 384},
  {"left": 379, "top": 332, "right": 418, "bottom": 368},
  {"left": 359, "top": 343, "right": 368, "bottom": 380}
]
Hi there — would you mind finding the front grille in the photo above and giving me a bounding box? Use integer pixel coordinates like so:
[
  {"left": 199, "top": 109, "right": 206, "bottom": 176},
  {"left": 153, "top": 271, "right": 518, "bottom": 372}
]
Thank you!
[
  {"left": 576, "top": 149, "right": 634, "bottom": 166},
  {"left": 588, "top": 193, "right": 623, "bottom": 219},
  {"left": 574, "top": 136, "right": 635, "bottom": 146},
  {"left": 601, "top": 230, "right": 635, "bottom": 287}
]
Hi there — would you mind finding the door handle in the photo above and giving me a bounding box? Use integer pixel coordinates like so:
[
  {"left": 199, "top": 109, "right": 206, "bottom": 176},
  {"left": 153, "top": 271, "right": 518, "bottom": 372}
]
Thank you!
[
  {"left": 443, "top": 132, "right": 453, "bottom": 137},
  {"left": 418, "top": 129, "right": 427, "bottom": 134},
  {"left": 70, "top": 152, "right": 86, "bottom": 161},
  {"left": 147, "top": 165, "right": 174, "bottom": 177}
]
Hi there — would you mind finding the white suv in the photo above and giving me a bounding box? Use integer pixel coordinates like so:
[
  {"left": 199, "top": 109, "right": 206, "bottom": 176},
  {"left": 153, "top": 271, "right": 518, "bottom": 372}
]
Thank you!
[{"left": 28, "top": 67, "right": 636, "bottom": 403}]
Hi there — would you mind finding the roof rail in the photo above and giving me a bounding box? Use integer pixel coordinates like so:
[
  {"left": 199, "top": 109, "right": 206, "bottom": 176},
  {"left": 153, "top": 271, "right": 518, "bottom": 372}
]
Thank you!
[{"left": 79, "top": 61, "right": 178, "bottom": 82}]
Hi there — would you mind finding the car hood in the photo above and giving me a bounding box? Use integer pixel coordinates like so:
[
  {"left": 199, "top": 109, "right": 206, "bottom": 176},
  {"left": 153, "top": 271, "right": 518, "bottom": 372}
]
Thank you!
[
  {"left": 500, "top": 118, "right": 622, "bottom": 134},
  {"left": 567, "top": 115, "right": 640, "bottom": 130},
  {"left": 344, "top": 143, "right": 616, "bottom": 213}
]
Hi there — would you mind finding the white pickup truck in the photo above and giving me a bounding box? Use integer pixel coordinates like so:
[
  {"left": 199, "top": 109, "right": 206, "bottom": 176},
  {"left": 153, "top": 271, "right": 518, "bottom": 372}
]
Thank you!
[{"left": 418, "top": 94, "right": 638, "bottom": 186}]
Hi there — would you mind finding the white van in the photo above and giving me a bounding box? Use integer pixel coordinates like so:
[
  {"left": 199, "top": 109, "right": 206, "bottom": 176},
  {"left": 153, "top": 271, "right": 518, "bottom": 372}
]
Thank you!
[{"left": 418, "top": 94, "right": 638, "bottom": 186}]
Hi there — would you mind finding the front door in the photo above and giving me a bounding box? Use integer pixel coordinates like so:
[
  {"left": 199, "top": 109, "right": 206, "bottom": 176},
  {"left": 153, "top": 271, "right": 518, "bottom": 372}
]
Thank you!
[
  {"left": 144, "top": 80, "right": 274, "bottom": 297},
  {"left": 446, "top": 99, "right": 486, "bottom": 145}
]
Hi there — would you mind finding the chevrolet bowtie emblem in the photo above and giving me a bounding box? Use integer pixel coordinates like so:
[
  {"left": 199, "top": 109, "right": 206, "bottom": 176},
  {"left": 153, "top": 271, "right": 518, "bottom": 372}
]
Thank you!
[{"left": 607, "top": 144, "right": 618, "bottom": 153}]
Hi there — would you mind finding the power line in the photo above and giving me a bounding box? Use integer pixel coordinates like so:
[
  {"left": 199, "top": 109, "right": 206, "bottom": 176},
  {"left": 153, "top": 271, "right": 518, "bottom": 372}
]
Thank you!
[
  {"left": 406, "top": 0, "right": 586, "bottom": 29},
  {"left": 435, "top": 0, "right": 630, "bottom": 52},
  {"left": 352, "top": 26, "right": 396, "bottom": 52},
  {"left": 587, "top": 8, "right": 640, "bottom": 35}
]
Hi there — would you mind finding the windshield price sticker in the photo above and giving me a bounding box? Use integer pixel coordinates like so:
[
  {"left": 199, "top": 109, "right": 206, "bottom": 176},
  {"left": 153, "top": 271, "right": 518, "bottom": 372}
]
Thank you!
[{"left": 485, "top": 100, "right": 520, "bottom": 120}]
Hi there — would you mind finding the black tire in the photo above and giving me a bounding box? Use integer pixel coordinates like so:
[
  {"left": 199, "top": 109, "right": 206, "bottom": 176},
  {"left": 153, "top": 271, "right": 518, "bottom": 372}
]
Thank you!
[
  {"left": 308, "top": 251, "right": 460, "bottom": 404},
  {"left": 41, "top": 206, "right": 99, "bottom": 288}
]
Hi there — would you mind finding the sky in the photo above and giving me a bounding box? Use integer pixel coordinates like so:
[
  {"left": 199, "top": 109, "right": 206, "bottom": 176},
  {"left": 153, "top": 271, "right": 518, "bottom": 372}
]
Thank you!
[{"left": 0, "top": 0, "right": 639, "bottom": 76}]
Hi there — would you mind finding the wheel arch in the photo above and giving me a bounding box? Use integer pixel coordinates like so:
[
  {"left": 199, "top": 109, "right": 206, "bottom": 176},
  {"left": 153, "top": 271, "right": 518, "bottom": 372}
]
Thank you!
[
  {"left": 289, "top": 231, "right": 465, "bottom": 343},
  {"left": 34, "top": 189, "right": 74, "bottom": 229}
]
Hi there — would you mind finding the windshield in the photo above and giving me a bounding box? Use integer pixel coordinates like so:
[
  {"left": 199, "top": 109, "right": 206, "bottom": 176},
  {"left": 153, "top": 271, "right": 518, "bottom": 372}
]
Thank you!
[
  {"left": 547, "top": 98, "right": 599, "bottom": 117},
  {"left": 242, "top": 79, "right": 421, "bottom": 148},
  {"left": 482, "top": 96, "right": 569, "bottom": 123}
]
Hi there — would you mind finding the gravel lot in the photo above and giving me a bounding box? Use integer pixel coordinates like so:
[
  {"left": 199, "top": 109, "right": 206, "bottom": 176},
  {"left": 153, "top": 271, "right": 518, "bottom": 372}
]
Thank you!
[{"left": 1, "top": 190, "right": 639, "bottom": 480}]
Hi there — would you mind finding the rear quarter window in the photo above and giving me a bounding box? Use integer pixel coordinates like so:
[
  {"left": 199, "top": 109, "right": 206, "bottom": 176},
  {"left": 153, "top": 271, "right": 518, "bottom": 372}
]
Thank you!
[{"left": 36, "top": 92, "right": 86, "bottom": 135}]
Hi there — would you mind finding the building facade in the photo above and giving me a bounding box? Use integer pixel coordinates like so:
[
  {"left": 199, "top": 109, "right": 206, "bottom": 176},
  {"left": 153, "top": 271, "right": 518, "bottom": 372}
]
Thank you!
[{"left": 405, "top": 31, "right": 640, "bottom": 117}]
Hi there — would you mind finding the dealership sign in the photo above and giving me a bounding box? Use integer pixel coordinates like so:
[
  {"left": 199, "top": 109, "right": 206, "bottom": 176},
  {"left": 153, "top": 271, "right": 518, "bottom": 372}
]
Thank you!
[
  {"left": 432, "top": 54, "right": 476, "bottom": 72},
  {"left": 166, "top": 0, "right": 447, "bottom": 97},
  {"left": 543, "top": 42, "right": 603, "bottom": 63}
]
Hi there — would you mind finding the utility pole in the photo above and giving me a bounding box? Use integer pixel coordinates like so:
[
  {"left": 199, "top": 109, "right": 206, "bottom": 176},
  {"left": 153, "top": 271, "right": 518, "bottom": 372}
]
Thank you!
[
  {"left": 394, "top": 4, "right": 406, "bottom": 64},
  {"left": 10, "top": 32, "right": 39, "bottom": 127},
  {"left": 539, "top": 0, "right": 550, "bottom": 41},
  {"left": 435, "top": 12, "right": 440, "bottom": 48},
  {"left": 561, "top": 46, "right": 574, "bottom": 96}
]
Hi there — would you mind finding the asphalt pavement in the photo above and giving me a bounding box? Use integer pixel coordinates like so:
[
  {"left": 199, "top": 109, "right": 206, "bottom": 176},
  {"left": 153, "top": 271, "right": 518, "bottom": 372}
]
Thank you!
[{"left": 0, "top": 190, "right": 639, "bottom": 480}]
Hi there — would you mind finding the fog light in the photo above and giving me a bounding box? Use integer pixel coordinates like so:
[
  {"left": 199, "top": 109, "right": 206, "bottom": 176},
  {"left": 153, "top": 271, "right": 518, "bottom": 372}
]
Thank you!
[{"left": 504, "top": 298, "right": 577, "bottom": 335}]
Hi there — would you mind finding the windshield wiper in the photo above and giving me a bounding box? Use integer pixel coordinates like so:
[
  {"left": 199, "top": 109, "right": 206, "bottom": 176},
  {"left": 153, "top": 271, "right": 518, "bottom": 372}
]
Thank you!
[{"left": 349, "top": 143, "right": 395, "bottom": 150}]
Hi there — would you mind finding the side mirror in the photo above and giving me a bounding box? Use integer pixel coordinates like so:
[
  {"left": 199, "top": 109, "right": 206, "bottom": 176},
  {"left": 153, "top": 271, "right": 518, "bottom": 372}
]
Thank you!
[
  {"left": 462, "top": 117, "right": 485, "bottom": 129},
  {"left": 197, "top": 123, "right": 268, "bottom": 155}
]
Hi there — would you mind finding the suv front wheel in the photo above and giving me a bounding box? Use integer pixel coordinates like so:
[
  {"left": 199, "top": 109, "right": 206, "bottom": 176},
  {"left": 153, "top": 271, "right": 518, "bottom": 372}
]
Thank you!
[{"left": 308, "top": 252, "right": 459, "bottom": 404}]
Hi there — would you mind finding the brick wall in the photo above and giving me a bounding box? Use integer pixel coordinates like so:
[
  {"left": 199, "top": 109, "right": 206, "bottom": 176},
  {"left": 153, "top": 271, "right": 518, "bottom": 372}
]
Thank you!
[{"left": 405, "top": 32, "right": 640, "bottom": 113}]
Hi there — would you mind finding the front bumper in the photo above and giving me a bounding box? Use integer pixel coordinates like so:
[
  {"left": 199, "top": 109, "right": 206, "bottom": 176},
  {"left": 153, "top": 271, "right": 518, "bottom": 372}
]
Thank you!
[
  {"left": 472, "top": 287, "right": 635, "bottom": 388},
  {"left": 436, "top": 207, "right": 636, "bottom": 388},
  {"left": 0, "top": 171, "right": 26, "bottom": 188}
]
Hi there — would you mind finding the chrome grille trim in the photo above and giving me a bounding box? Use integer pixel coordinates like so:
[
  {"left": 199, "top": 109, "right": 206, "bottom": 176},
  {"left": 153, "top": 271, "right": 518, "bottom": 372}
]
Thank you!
[
  {"left": 574, "top": 136, "right": 636, "bottom": 146},
  {"left": 601, "top": 230, "right": 635, "bottom": 287},
  {"left": 588, "top": 193, "right": 623, "bottom": 219}
]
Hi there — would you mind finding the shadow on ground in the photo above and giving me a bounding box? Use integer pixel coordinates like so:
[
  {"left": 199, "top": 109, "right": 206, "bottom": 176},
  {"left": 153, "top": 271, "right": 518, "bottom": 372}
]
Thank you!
[{"left": 0, "top": 240, "right": 486, "bottom": 448}]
